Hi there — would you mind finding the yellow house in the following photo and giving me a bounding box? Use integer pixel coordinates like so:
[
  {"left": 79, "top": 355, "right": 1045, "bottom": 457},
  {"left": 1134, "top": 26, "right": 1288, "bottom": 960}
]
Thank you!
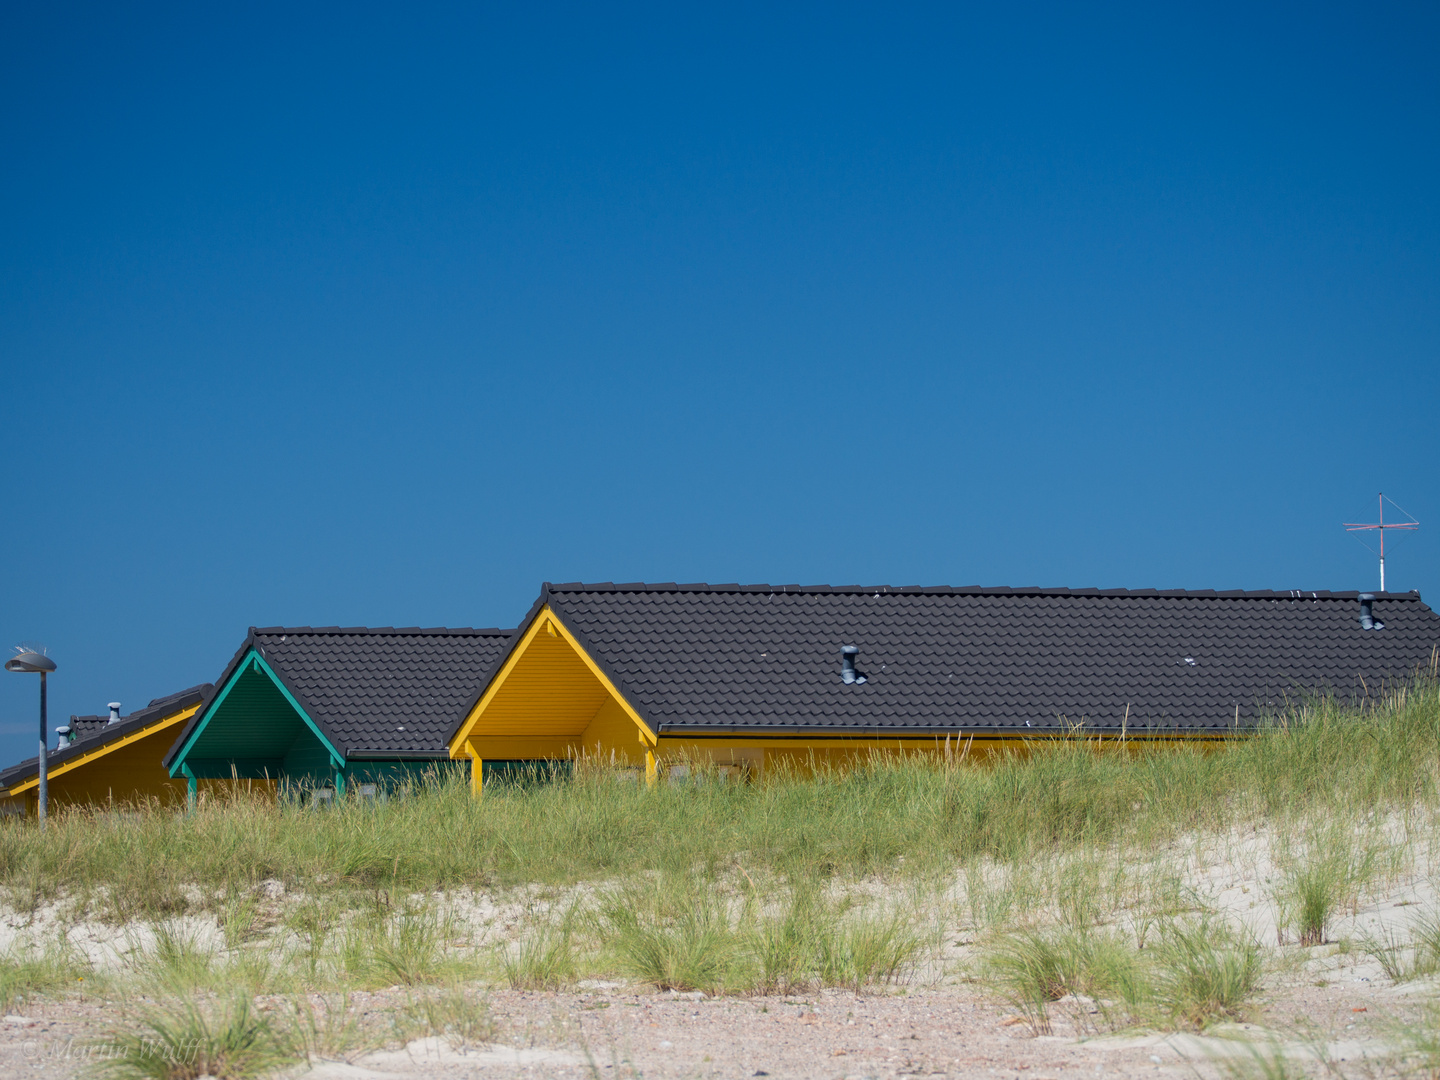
[
  {"left": 0, "top": 685, "right": 212, "bottom": 814},
  {"left": 447, "top": 582, "right": 1440, "bottom": 791}
]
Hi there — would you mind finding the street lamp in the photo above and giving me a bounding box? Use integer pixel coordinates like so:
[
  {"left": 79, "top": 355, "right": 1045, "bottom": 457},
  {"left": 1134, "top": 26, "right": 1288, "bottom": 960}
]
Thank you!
[{"left": 6, "top": 649, "right": 57, "bottom": 827}]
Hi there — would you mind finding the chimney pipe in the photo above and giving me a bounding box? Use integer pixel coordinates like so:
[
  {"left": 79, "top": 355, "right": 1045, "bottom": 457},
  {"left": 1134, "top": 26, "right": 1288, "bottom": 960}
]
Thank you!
[
  {"left": 1358, "top": 594, "right": 1384, "bottom": 631},
  {"left": 840, "top": 646, "right": 866, "bottom": 685},
  {"left": 107, "top": 702, "right": 121, "bottom": 724}
]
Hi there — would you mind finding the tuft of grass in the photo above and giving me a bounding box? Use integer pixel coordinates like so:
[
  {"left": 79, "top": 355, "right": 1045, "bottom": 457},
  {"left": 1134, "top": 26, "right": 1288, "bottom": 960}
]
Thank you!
[
  {"left": 393, "top": 985, "right": 497, "bottom": 1048},
  {"left": 90, "top": 994, "right": 292, "bottom": 1080},
  {"left": 984, "top": 917, "right": 1261, "bottom": 1033},
  {"left": 1407, "top": 908, "right": 1440, "bottom": 977},
  {"left": 130, "top": 923, "right": 217, "bottom": 995},
  {"left": 1152, "top": 919, "right": 1262, "bottom": 1027},
  {"left": 500, "top": 924, "right": 576, "bottom": 990},
  {"left": 217, "top": 891, "right": 260, "bottom": 952},
  {"left": 603, "top": 892, "right": 747, "bottom": 993},
  {"left": 1289, "top": 866, "right": 1335, "bottom": 947},
  {"left": 1361, "top": 924, "right": 1415, "bottom": 982},
  {"left": 0, "top": 940, "right": 90, "bottom": 1012},
  {"left": 816, "top": 913, "right": 920, "bottom": 994},
  {"left": 749, "top": 886, "right": 919, "bottom": 994},
  {"left": 981, "top": 925, "right": 1147, "bottom": 1034},
  {"left": 283, "top": 897, "right": 337, "bottom": 980},
  {"left": 1360, "top": 908, "right": 1440, "bottom": 983},
  {"left": 274, "top": 992, "right": 385, "bottom": 1064},
  {"left": 1278, "top": 821, "right": 1391, "bottom": 947},
  {"left": 341, "top": 903, "right": 473, "bottom": 987},
  {"left": 752, "top": 892, "right": 814, "bottom": 994},
  {"left": 599, "top": 876, "right": 922, "bottom": 995}
]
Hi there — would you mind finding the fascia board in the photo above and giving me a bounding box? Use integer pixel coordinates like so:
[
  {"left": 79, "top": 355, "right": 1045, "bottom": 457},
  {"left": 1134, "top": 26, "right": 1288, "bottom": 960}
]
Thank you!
[{"left": 652, "top": 725, "right": 1234, "bottom": 740}]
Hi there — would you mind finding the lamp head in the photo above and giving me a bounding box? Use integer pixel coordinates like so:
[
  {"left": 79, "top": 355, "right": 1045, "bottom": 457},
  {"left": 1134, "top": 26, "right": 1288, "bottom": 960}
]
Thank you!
[{"left": 5, "top": 650, "right": 56, "bottom": 674}]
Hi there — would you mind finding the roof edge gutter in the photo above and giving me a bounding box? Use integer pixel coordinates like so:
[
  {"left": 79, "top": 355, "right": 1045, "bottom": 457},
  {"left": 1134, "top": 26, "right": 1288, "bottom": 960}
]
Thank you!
[{"left": 344, "top": 749, "right": 452, "bottom": 760}]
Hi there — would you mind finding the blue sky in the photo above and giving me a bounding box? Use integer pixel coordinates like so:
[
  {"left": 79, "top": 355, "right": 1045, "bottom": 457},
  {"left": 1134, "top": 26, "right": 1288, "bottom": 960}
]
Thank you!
[{"left": 2, "top": 3, "right": 1437, "bottom": 761}]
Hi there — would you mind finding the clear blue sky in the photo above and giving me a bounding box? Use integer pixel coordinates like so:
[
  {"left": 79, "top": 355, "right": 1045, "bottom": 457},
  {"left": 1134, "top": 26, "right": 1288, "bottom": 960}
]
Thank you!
[{"left": 2, "top": 3, "right": 1437, "bottom": 761}]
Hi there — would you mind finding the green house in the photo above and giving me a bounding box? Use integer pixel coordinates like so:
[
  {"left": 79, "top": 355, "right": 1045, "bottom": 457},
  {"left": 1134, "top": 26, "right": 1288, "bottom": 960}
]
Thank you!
[{"left": 164, "top": 625, "right": 511, "bottom": 802}]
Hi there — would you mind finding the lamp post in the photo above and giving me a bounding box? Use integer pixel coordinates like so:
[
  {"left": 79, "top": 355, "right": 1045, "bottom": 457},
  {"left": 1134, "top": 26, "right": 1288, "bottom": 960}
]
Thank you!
[{"left": 6, "top": 650, "right": 57, "bottom": 827}]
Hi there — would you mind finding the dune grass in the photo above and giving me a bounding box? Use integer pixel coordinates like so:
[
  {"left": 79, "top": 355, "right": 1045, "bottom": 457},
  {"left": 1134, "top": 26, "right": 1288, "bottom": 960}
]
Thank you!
[
  {"left": 500, "top": 922, "right": 577, "bottom": 990},
  {"left": 981, "top": 916, "right": 1263, "bottom": 1034},
  {"left": 90, "top": 994, "right": 291, "bottom": 1080},
  {"left": 86, "top": 988, "right": 476, "bottom": 1080},
  {"left": 588, "top": 872, "right": 923, "bottom": 995},
  {"left": 0, "top": 679, "right": 1434, "bottom": 923},
  {"left": 1361, "top": 907, "right": 1440, "bottom": 983}
]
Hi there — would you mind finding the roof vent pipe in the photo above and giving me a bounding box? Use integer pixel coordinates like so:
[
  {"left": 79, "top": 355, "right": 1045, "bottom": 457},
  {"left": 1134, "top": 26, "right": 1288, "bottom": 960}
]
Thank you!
[
  {"left": 107, "top": 702, "right": 121, "bottom": 724},
  {"left": 841, "top": 646, "right": 866, "bottom": 685},
  {"left": 1359, "top": 594, "right": 1384, "bottom": 631}
]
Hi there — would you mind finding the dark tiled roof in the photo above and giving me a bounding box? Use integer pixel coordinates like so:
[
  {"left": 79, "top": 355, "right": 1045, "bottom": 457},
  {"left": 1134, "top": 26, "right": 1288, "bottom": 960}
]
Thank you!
[
  {"left": 66, "top": 685, "right": 212, "bottom": 743},
  {"left": 167, "top": 627, "right": 514, "bottom": 765},
  {"left": 0, "top": 684, "right": 213, "bottom": 791},
  {"left": 522, "top": 583, "right": 1440, "bottom": 735}
]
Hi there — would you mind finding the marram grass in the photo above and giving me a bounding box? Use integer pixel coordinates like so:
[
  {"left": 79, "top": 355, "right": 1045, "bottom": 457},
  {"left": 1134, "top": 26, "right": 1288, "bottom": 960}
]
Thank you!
[{"left": 0, "top": 680, "right": 1435, "bottom": 923}]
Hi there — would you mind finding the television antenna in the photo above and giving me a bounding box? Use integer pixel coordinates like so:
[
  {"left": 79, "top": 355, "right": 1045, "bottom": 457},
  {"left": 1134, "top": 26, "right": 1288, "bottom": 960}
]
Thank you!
[{"left": 1344, "top": 492, "right": 1419, "bottom": 592}]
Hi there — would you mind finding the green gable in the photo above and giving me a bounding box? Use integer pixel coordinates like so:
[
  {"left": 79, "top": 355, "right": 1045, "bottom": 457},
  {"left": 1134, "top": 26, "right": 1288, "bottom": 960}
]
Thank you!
[{"left": 169, "top": 651, "right": 343, "bottom": 786}]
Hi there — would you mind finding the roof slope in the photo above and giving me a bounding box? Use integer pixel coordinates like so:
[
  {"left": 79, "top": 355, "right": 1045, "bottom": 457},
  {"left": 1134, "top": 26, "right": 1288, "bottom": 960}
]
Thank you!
[
  {"left": 0, "top": 685, "right": 213, "bottom": 790},
  {"left": 526, "top": 584, "right": 1440, "bottom": 734},
  {"left": 168, "top": 627, "right": 514, "bottom": 765}
]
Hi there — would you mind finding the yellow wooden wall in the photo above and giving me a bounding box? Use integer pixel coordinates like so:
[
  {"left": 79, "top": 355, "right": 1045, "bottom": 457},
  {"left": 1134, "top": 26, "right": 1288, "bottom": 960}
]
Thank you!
[
  {"left": 645, "top": 733, "right": 1220, "bottom": 774},
  {"left": 43, "top": 734, "right": 189, "bottom": 807},
  {"left": 581, "top": 695, "right": 646, "bottom": 763}
]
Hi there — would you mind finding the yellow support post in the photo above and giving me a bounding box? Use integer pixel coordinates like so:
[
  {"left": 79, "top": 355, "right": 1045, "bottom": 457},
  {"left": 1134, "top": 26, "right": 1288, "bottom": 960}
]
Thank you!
[
  {"left": 638, "top": 728, "right": 658, "bottom": 786},
  {"left": 465, "top": 740, "right": 483, "bottom": 798}
]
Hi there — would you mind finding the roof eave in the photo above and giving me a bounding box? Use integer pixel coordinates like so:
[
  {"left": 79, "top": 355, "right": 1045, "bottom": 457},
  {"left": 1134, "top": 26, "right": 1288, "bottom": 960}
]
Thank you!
[{"left": 653, "top": 724, "right": 1236, "bottom": 739}]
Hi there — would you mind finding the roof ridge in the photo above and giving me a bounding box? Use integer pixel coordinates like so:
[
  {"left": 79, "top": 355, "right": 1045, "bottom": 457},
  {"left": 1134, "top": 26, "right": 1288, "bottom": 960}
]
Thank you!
[
  {"left": 252, "top": 626, "right": 514, "bottom": 636},
  {"left": 543, "top": 582, "right": 1423, "bottom": 601}
]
